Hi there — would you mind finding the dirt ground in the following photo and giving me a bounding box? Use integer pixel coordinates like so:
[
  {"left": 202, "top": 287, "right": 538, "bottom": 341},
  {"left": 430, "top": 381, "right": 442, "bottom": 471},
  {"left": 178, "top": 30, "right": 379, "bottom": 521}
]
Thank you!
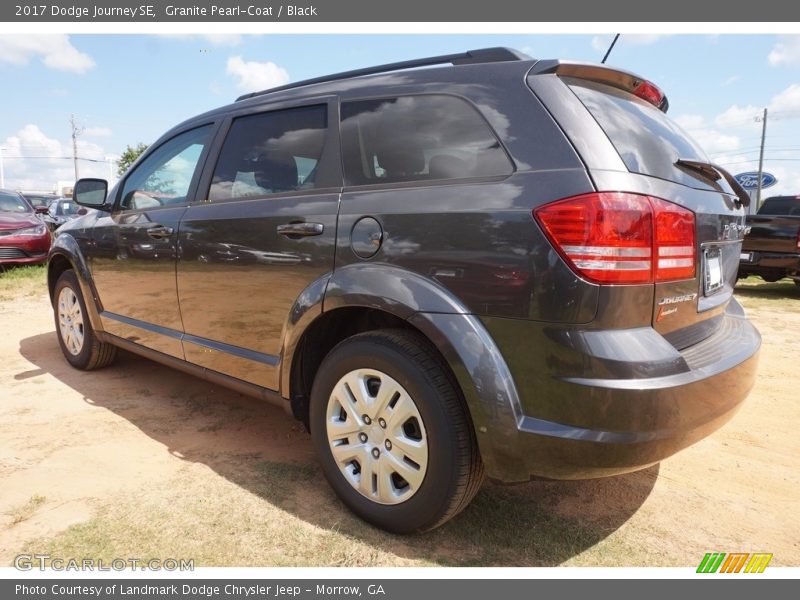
[{"left": 1, "top": 276, "right": 798, "bottom": 567}]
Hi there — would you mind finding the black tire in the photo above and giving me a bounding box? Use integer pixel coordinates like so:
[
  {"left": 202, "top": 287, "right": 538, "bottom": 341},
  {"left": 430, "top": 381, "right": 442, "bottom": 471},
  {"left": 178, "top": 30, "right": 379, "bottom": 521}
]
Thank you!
[
  {"left": 310, "top": 329, "right": 484, "bottom": 534},
  {"left": 53, "top": 270, "right": 117, "bottom": 370}
]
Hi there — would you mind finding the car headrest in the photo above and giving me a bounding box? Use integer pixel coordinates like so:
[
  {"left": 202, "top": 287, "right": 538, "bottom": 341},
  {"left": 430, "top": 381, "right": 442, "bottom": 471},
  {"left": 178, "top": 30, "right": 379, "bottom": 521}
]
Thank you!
[{"left": 251, "top": 152, "right": 298, "bottom": 193}]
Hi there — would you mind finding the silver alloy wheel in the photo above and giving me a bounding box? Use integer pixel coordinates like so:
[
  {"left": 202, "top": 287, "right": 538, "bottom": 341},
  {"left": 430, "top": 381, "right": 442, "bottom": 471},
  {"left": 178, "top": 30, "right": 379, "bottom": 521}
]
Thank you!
[
  {"left": 326, "top": 368, "right": 429, "bottom": 505},
  {"left": 57, "top": 286, "right": 85, "bottom": 356}
]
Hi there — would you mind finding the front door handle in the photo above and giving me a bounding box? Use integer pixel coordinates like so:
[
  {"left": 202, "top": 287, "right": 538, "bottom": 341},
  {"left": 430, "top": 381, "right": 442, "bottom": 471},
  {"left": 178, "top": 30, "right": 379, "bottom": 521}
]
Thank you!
[
  {"left": 277, "top": 222, "right": 324, "bottom": 238},
  {"left": 146, "top": 226, "right": 174, "bottom": 239}
]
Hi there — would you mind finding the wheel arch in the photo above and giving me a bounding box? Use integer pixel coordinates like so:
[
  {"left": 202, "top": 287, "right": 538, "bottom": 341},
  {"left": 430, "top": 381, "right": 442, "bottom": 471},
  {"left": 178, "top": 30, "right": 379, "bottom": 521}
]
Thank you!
[
  {"left": 281, "top": 263, "right": 523, "bottom": 479},
  {"left": 47, "top": 236, "right": 104, "bottom": 333}
]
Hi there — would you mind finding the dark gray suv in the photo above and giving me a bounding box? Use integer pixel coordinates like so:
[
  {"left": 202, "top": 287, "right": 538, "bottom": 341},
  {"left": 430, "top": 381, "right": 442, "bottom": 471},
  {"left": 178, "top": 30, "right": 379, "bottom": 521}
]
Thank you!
[{"left": 49, "top": 48, "right": 760, "bottom": 533}]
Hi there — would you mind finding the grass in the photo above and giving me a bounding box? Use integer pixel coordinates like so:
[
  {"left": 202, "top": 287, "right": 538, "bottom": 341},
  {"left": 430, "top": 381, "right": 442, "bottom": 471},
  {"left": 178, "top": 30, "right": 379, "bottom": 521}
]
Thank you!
[
  {"left": 0, "top": 264, "right": 47, "bottom": 301},
  {"left": 7, "top": 495, "right": 46, "bottom": 526},
  {"left": 20, "top": 459, "right": 656, "bottom": 567},
  {"left": 734, "top": 276, "right": 800, "bottom": 308}
]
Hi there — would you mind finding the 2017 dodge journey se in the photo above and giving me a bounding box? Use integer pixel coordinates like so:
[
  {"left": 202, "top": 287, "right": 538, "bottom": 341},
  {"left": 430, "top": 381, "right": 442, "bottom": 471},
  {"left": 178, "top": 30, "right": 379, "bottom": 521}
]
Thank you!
[{"left": 49, "top": 48, "right": 760, "bottom": 533}]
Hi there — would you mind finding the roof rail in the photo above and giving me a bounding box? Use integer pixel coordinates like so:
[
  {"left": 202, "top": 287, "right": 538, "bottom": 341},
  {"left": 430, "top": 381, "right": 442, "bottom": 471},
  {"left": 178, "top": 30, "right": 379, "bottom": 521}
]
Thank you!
[{"left": 235, "top": 47, "right": 531, "bottom": 102}]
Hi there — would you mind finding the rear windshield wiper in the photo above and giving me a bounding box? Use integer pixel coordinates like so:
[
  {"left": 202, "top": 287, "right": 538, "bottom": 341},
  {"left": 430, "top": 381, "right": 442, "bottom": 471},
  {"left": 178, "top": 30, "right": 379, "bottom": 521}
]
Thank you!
[{"left": 676, "top": 158, "right": 750, "bottom": 208}]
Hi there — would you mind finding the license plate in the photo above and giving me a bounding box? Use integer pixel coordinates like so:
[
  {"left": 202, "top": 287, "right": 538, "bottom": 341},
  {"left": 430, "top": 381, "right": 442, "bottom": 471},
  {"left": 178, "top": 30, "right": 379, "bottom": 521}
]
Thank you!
[
  {"left": 740, "top": 252, "right": 753, "bottom": 262},
  {"left": 705, "top": 250, "right": 724, "bottom": 294}
]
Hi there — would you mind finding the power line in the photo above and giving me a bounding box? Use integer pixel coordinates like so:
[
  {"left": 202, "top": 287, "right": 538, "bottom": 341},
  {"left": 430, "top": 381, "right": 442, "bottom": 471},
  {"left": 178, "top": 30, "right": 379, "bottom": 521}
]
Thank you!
[
  {"left": 709, "top": 146, "right": 800, "bottom": 156},
  {"left": 0, "top": 155, "right": 110, "bottom": 163},
  {"left": 717, "top": 158, "right": 800, "bottom": 166}
]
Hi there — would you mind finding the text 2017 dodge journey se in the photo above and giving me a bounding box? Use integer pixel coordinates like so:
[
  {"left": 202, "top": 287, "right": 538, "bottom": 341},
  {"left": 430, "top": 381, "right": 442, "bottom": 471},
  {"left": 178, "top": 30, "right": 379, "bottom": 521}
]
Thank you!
[{"left": 50, "top": 48, "right": 760, "bottom": 533}]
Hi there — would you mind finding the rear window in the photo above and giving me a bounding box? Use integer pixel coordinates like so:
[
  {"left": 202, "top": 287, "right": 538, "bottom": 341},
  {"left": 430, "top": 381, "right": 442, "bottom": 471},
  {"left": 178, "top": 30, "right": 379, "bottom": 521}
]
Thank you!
[
  {"left": 758, "top": 197, "right": 800, "bottom": 216},
  {"left": 567, "top": 78, "right": 710, "bottom": 184},
  {"left": 341, "top": 95, "right": 513, "bottom": 186}
]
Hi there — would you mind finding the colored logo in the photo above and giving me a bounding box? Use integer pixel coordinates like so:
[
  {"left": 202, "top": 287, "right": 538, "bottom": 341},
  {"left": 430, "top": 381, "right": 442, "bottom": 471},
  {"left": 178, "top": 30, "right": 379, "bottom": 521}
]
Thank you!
[
  {"left": 734, "top": 171, "right": 777, "bottom": 190},
  {"left": 697, "top": 552, "right": 773, "bottom": 573}
]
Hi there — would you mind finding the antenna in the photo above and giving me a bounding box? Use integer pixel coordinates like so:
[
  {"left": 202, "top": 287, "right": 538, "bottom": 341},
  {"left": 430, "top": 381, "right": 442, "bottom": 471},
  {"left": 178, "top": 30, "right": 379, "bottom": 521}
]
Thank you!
[{"left": 601, "top": 34, "right": 620, "bottom": 64}]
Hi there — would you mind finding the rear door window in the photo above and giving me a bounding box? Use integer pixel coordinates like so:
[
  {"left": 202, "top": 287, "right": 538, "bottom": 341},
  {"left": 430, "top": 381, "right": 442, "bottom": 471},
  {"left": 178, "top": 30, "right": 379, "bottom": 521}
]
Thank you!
[
  {"left": 208, "top": 105, "right": 327, "bottom": 201},
  {"left": 340, "top": 95, "right": 513, "bottom": 186}
]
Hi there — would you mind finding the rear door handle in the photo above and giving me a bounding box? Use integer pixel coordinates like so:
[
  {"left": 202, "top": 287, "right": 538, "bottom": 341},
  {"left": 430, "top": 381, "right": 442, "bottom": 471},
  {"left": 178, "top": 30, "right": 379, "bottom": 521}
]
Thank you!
[
  {"left": 146, "top": 226, "right": 174, "bottom": 239},
  {"left": 277, "top": 222, "right": 324, "bottom": 237}
]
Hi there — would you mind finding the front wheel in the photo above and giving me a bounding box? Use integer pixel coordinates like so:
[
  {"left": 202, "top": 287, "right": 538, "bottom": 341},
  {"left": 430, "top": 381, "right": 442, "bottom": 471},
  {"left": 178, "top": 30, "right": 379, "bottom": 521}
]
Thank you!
[
  {"left": 310, "top": 329, "right": 484, "bottom": 533},
  {"left": 53, "top": 270, "right": 117, "bottom": 370}
]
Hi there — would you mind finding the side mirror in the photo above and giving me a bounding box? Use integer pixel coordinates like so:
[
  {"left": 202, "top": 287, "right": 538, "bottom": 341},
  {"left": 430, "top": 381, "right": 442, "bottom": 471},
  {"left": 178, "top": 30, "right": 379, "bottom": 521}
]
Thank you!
[
  {"left": 74, "top": 178, "right": 109, "bottom": 210},
  {"left": 34, "top": 206, "right": 49, "bottom": 215}
]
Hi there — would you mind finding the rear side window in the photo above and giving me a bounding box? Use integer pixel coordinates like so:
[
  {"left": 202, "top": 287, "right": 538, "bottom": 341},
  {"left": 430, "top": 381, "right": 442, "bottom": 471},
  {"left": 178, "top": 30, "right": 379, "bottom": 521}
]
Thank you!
[
  {"left": 567, "top": 78, "right": 709, "bottom": 183},
  {"left": 209, "top": 105, "right": 327, "bottom": 201},
  {"left": 341, "top": 95, "right": 513, "bottom": 186}
]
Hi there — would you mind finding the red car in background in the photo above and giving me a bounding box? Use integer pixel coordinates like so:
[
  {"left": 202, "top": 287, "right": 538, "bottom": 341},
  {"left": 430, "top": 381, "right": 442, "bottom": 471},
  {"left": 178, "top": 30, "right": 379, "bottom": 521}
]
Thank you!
[{"left": 0, "top": 189, "right": 51, "bottom": 266}]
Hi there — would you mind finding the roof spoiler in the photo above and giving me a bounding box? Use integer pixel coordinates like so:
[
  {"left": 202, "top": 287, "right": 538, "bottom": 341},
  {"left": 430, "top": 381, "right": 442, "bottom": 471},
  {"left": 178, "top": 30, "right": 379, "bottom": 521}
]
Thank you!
[
  {"left": 235, "top": 47, "right": 533, "bottom": 102},
  {"left": 530, "top": 60, "right": 670, "bottom": 113}
]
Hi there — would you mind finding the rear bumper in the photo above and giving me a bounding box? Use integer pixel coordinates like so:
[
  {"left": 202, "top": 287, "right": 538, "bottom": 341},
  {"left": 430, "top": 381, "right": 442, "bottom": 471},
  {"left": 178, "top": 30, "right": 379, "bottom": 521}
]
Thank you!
[
  {"left": 739, "top": 250, "right": 800, "bottom": 276},
  {"left": 479, "top": 298, "right": 761, "bottom": 482}
]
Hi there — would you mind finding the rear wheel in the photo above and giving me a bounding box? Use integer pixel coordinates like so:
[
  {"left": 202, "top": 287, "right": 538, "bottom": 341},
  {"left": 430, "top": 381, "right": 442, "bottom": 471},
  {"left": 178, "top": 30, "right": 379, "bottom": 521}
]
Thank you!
[
  {"left": 53, "top": 270, "right": 117, "bottom": 370},
  {"left": 310, "top": 329, "right": 484, "bottom": 533}
]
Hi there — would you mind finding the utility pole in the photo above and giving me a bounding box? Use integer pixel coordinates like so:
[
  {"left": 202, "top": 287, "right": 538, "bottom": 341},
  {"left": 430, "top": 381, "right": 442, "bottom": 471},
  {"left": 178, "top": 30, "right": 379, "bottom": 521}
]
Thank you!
[
  {"left": 756, "top": 107, "right": 768, "bottom": 211},
  {"left": 70, "top": 114, "right": 83, "bottom": 181},
  {"left": 105, "top": 155, "right": 116, "bottom": 182}
]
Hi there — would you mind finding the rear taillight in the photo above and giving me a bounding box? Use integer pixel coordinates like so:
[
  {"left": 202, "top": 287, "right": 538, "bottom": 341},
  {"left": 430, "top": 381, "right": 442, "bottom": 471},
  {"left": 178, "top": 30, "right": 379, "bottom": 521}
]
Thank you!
[{"left": 534, "top": 192, "right": 696, "bottom": 284}]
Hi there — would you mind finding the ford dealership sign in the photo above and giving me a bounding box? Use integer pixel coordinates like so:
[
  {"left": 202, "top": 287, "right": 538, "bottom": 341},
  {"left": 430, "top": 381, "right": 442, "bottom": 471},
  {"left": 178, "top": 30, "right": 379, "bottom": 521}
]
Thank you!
[{"left": 735, "top": 171, "right": 777, "bottom": 190}]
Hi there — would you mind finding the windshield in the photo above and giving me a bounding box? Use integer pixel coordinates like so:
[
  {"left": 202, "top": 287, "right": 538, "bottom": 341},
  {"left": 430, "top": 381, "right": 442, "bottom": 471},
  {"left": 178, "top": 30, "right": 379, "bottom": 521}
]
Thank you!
[{"left": 0, "top": 191, "right": 33, "bottom": 213}]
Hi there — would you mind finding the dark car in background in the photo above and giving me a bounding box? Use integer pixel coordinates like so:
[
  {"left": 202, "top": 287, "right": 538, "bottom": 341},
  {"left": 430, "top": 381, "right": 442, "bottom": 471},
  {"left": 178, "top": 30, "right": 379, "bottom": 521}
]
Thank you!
[
  {"left": 48, "top": 48, "right": 761, "bottom": 533},
  {"left": 43, "top": 197, "right": 88, "bottom": 232},
  {"left": 0, "top": 189, "right": 51, "bottom": 266},
  {"left": 19, "top": 192, "right": 59, "bottom": 215},
  {"left": 738, "top": 195, "right": 800, "bottom": 286}
]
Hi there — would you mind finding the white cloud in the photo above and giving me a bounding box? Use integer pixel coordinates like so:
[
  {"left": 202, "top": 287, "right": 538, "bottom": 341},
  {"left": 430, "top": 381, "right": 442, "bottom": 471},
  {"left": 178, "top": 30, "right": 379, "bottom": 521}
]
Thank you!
[
  {"left": 591, "top": 34, "right": 667, "bottom": 53},
  {"left": 0, "top": 35, "right": 95, "bottom": 74},
  {"left": 723, "top": 75, "right": 741, "bottom": 86},
  {"left": 675, "top": 115, "right": 741, "bottom": 155},
  {"left": 159, "top": 34, "right": 243, "bottom": 46},
  {"left": 202, "top": 35, "right": 243, "bottom": 47},
  {"left": 674, "top": 114, "right": 706, "bottom": 130},
  {"left": 769, "top": 83, "right": 800, "bottom": 114},
  {"left": 714, "top": 104, "right": 762, "bottom": 129},
  {"left": 688, "top": 130, "right": 741, "bottom": 155},
  {"left": 226, "top": 56, "right": 289, "bottom": 93},
  {"left": 84, "top": 127, "right": 112, "bottom": 137},
  {"left": 768, "top": 35, "right": 800, "bottom": 66},
  {"left": 1, "top": 124, "right": 111, "bottom": 191}
]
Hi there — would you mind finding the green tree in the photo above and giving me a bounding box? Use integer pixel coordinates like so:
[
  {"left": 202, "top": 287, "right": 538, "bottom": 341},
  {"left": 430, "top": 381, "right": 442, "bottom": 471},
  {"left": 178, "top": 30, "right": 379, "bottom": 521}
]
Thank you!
[{"left": 116, "top": 143, "right": 148, "bottom": 177}]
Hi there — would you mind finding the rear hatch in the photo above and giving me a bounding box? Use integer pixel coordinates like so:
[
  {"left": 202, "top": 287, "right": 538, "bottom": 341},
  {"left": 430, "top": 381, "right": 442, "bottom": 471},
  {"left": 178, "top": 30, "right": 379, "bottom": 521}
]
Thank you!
[{"left": 530, "top": 66, "right": 748, "bottom": 349}]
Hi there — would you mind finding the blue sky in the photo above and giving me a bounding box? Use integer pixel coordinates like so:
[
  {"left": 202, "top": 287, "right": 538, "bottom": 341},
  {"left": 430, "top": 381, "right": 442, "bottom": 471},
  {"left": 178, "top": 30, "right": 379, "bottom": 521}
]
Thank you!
[{"left": 1, "top": 34, "right": 799, "bottom": 195}]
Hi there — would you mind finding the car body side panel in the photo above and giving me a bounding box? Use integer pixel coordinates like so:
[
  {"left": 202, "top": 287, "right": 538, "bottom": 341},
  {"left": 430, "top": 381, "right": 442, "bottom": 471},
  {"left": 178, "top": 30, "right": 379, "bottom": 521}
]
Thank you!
[
  {"left": 335, "top": 172, "right": 600, "bottom": 323},
  {"left": 89, "top": 206, "right": 188, "bottom": 359}
]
